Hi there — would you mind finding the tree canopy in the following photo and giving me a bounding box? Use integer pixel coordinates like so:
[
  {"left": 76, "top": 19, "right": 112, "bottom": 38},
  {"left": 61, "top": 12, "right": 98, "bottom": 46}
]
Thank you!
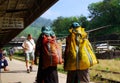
[
  {"left": 88, "top": 0, "right": 120, "bottom": 41},
  {"left": 52, "top": 0, "right": 120, "bottom": 41},
  {"left": 52, "top": 16, "right": 89, "bottom": 37}
]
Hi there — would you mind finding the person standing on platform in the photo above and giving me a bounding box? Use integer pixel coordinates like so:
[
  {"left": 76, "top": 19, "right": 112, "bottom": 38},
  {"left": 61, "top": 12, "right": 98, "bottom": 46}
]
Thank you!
[
  {"left": 22, "top": 34, "right": 35, "bottom": 73},
  {"left": 64, "top": 22, "right": 90, "bottom": 83},
  {"left": 35, "top": 26, "right": 63, "bottom": 83},
  {"left": 8, "top": 47, "right": 14, "bottom": 61}
]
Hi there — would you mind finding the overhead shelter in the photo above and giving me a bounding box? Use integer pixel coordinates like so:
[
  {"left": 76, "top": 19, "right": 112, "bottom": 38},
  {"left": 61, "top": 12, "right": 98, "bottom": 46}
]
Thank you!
[{"left": 0, "top": 0, "right": 58, "bottom": 47}]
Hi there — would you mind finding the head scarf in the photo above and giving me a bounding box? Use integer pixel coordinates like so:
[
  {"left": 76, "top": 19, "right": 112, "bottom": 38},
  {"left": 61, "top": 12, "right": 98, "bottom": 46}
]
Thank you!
[
  {"left": 41, "top": 26, "right": 55, "bottom": 36},
  {"left": 70, "top": 22, "right": 80, "bottom": 29}
]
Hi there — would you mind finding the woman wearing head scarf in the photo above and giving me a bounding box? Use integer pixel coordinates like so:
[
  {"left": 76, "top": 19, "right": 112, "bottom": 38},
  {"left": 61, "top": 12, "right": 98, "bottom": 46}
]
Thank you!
[
  {"left": 64, "top": 22, "right": 90, "bottom": 83},
  {"left": 35, "top": 26, "right": 59, "bottom": 83}
]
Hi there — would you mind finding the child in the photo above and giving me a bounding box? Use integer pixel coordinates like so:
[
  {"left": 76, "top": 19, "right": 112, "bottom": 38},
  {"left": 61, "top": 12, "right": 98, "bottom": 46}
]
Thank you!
[{"left": 0, "top": 49, "right": 9, "bottom": 71}]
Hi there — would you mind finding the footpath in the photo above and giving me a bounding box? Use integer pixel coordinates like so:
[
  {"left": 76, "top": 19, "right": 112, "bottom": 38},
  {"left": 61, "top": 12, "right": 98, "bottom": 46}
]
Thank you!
[
  {"left": 0, "top": 58, "right": 96, "bottom": 83},
  {"left": 0, "top": 57, "right": 66, "bottom": 83}
]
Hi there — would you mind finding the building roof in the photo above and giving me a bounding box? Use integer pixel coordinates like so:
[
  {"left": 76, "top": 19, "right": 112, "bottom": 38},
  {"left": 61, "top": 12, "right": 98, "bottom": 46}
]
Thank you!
[{"left": 0, "top": 0, "right": 58, "bottom": 47}]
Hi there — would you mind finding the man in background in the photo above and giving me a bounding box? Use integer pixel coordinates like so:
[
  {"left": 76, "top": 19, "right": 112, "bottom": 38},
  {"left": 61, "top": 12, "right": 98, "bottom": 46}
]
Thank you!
[{"left": 22, "top": 34, "right": 35, "bottom": 73}]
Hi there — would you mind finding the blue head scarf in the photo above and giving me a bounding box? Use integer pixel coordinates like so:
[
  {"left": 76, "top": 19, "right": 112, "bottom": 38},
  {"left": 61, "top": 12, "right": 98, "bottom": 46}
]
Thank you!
[
  {"left": 71, "top": 22, "right": 80, "bottom": 28},
  {"left": 41, "top": 26, "right": 55, "bottom": 36}
]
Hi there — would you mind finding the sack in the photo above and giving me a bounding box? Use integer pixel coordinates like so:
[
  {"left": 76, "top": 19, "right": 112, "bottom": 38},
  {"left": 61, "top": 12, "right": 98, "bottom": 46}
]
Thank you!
[
  {"left": 64, "top": 27, "right": 98, "bottom": 70},
  {"left": 79, "top": 39, "right": 98, "bottom": 70},
  {"left": 42, "top": 35, "right": 63, "bottom": 68}
]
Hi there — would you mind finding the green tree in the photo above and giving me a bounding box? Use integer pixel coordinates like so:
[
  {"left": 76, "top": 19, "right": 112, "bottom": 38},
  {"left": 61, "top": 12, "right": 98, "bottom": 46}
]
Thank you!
[
  {"left": 52, "top": 16, "right": 89, "bottom": 37},
  {"left": 88, "top": 0, "right": 120, "bottom": 41}
]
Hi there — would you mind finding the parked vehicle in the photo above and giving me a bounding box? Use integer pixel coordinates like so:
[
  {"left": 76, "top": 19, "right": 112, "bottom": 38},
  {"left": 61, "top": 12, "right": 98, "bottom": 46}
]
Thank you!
[{"left": 95, "top": 43, "right": 116, "bottom": 53}]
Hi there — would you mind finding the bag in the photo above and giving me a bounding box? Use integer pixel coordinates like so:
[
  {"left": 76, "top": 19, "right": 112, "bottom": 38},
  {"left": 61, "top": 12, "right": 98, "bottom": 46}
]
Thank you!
[
  {"left": 79, "top": 39, "right": 98, "bottom": 70},
  {"left": 64, "top": 27, "right": 98, "bottom": 70},
  {"left": 42, "top": 35, "right": 63, "bottom": 68}
]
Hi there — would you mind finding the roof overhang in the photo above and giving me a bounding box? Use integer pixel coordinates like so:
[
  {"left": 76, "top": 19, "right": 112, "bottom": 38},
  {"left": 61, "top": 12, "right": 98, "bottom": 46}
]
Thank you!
[{"left": 0, "top": 0, "right": 58, "bottom": 47}]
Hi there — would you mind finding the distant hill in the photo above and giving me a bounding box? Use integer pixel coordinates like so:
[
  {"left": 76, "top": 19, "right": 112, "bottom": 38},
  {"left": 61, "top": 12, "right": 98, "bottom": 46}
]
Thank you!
[
  {"left": 18, "top": 17, "right": 52, "bottom": 39},
  {"left": 30, "top": 17, "right": 52, "bottom": 28}
]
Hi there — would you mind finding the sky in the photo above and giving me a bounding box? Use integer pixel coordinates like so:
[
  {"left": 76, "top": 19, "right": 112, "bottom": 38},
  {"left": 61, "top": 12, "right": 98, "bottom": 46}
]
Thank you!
[{"left": 41, "top": 0, "right": 103, "bottom": 20}]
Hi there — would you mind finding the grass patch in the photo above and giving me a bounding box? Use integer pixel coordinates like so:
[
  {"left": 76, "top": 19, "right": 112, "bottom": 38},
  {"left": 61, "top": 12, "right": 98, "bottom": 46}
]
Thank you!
[
  {"left": 57, "top": 64, "right": 67, "bottom": 74},
  {"left": 91, "top": 59, "right": 120, "bottom": 72},
  {"left": 90, "top": 59, "right": 120, "bottom": 82},
  {"left": 13, "top": 53, "right": 25, "bottom": 61}
]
